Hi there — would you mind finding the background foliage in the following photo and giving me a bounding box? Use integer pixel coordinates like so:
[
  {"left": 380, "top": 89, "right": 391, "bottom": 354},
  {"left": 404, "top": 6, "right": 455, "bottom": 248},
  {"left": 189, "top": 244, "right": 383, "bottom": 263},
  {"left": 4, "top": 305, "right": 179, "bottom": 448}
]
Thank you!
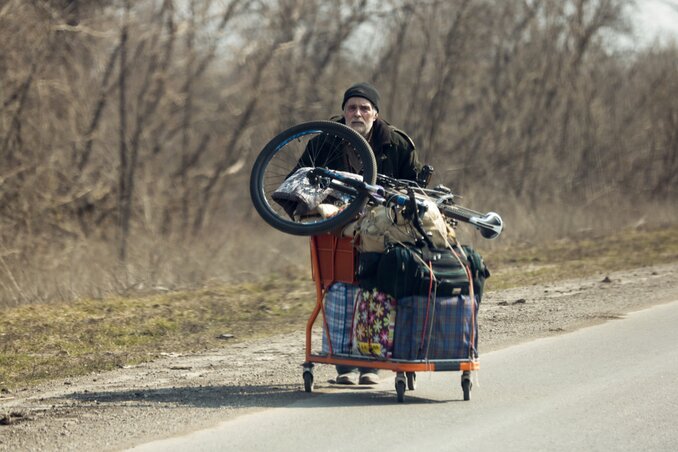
[{"left": 1, "top": 0, "right": 676, "bottom": 305}]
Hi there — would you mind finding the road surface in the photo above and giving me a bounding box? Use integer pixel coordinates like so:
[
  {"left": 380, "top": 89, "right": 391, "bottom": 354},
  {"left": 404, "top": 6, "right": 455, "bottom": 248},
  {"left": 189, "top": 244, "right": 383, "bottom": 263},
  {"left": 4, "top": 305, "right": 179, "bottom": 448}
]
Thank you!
[{"left": 130, "top": 300, "right": 678, "bottom": 451}]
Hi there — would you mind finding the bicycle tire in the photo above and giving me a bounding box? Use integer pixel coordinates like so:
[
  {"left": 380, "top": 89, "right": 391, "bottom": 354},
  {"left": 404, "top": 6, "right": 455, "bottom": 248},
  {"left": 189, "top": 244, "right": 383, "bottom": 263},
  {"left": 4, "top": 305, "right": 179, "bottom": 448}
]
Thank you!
[{"left": 250, "top": 121, "right": 377, "bottom": 236}]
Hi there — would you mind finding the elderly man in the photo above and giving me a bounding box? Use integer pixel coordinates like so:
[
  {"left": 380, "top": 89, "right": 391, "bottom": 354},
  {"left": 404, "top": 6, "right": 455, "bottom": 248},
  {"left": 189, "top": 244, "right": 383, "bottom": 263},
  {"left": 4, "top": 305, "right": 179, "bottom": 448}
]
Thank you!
[
  {"left": 338, "top": 82, "right": 421, "bottom": 180},
  {"left": 331, "top": 83, "right": 422, "bottom": 385},
  {"left": 290, "top": 82, "right": 422, "bottom": 184}
]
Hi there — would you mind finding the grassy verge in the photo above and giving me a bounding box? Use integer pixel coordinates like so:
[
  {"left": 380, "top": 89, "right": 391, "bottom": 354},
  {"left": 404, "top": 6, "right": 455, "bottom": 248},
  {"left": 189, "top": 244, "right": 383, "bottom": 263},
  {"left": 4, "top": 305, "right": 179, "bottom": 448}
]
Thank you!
[
  {"left": 1, "top": 225, "right": 677, "bottom": 390},
  {"left": 0, "top": 276, "right": 315, "bottom": 391}
]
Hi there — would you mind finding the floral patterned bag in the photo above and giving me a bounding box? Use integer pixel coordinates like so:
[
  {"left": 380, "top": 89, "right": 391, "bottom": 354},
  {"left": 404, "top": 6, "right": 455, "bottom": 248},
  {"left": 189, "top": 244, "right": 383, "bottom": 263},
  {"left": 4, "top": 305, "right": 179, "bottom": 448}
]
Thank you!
[{"left": 351, "top": 288, "right": 397, "bottom": 359}]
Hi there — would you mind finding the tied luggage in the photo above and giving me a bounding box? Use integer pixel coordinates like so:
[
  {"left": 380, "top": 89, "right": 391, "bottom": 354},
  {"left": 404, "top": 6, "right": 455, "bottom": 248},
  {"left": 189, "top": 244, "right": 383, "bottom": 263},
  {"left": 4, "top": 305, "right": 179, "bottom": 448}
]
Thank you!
[
  {"left": 461, "top": 244, "right": 490, "bottom": 300},
  {"left": 351, "top": 288, "right": 397, "bottom": 359},
  {"left": 392, "top": 294, "right": 478, "bottom": 360},
  {"left": 321, "top": 282, "right": 360, "bottom": 355},
  {"left": 376, "top": 244, "right": 470, "bottom": 299}
]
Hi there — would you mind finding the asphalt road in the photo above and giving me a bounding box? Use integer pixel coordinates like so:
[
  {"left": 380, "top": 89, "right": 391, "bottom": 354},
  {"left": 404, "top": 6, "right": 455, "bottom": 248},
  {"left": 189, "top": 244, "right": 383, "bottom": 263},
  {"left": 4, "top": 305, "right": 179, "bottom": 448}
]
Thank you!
[{"left": 130, "top": 300, "right": 678, "bottom": 452}]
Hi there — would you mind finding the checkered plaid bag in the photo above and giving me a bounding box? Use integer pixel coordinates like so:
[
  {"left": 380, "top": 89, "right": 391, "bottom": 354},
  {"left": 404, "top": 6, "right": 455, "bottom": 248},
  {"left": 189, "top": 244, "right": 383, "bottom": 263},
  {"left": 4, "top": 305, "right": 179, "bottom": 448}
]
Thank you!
[
  {"left": 321, "top": 282, "right": 360, "bottom": 355},
  {"left": 393, "top": 294, "right": 478, "bottom": 360}
]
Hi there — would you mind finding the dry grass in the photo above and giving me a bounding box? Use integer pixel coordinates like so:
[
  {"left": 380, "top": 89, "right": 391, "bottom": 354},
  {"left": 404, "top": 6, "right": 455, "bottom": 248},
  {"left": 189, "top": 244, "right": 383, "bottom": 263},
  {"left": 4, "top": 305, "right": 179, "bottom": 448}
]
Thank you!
[
  {"left": 1, "top": 225, "right": 677, "bottom": 390},
  {"left": 0, "top": 275, "right": 315, "bottom": 390},
  {"left": 484, "top": 225, "right": 678, "bottom": 290}
]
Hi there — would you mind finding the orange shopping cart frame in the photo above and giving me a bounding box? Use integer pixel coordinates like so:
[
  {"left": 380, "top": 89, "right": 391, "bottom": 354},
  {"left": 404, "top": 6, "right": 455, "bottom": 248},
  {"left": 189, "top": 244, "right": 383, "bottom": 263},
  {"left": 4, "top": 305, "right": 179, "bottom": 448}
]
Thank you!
[{"left": 302, "top": 233, "right": 479, "bottom": 402}]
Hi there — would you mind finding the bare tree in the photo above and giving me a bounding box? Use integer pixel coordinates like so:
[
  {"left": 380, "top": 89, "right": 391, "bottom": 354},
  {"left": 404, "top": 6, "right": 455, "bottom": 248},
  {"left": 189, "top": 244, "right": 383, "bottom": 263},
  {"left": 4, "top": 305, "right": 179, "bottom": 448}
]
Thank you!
[{"left": 1, "top": 0, "right": 677, "bottom": 306}]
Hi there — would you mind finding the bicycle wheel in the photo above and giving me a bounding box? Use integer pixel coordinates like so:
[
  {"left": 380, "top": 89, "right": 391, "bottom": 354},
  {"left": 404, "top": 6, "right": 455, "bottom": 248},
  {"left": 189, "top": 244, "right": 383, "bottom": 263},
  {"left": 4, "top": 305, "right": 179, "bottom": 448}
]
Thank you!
[{"left": 250, "top": 121, "right": 377, "bottom": 236}]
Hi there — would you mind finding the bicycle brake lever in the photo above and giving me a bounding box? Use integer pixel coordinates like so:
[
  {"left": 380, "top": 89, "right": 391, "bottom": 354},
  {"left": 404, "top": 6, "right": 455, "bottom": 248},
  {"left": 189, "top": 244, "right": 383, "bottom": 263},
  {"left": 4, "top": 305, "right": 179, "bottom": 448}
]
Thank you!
[
  {"left": 376, "top": 174, "right": 398, "bottom": 188},
  {"left": 435, "top": 193, "right": 456, "bottom": 205},
  {"left": 432, "top": 184, "right": 452, "bottom": 193}
]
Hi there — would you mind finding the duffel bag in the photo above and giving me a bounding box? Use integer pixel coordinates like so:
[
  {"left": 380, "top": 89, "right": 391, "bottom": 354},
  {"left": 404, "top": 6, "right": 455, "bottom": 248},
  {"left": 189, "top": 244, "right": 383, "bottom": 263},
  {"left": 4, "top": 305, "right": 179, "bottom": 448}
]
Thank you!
[
  {"left": 392, "top": 294, "right": 478, "bottom": 360},
  {"left": 375, "top": 244, "right": 470, "bottom": 299}
]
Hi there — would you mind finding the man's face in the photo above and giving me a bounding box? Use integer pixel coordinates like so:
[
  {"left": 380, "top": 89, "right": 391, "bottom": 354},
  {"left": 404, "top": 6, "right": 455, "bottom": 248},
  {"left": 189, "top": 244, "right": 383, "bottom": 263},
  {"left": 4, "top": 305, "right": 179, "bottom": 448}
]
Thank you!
[{"left": 343, "top": 97, "right": 378, "bottom": 137}]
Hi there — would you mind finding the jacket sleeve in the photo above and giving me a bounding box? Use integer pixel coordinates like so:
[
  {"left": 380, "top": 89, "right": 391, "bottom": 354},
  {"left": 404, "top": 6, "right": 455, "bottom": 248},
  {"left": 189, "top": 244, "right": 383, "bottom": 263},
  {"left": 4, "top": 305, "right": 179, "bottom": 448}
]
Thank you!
[{"left": 393, "top": 130, "right": 422, "bottom": 181}]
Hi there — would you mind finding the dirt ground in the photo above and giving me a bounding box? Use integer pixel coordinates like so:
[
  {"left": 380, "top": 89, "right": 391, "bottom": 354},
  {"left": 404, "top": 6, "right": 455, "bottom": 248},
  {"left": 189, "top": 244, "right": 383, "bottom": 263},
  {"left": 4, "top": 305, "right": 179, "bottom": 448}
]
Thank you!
[{"left": 1, "top": 262, "right": 677, "bottom": 451}]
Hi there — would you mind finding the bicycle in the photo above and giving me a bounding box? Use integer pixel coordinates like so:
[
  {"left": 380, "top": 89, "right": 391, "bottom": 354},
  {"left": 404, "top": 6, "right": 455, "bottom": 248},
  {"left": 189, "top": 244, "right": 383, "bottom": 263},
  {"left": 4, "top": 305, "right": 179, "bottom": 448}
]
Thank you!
[{"left": 249, "top": 121, "right": 503, "bottom": 240}]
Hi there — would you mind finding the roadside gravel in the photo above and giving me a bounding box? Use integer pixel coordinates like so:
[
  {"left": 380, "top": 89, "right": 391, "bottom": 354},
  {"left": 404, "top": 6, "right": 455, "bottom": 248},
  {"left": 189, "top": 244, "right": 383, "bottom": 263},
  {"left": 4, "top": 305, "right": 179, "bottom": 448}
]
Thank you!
[{"left": 1, "top": 262, "right": 676, "bottom": 451}]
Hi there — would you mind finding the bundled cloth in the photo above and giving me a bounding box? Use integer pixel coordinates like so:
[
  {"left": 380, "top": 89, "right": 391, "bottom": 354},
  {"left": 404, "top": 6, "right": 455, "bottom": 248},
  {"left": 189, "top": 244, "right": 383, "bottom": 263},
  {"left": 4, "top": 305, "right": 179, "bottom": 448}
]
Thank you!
[
  {"left": 272, "top": 167, "right": 361, "bottom": 218},
  {"left": 347, "top": 201, "right": 456, "bottom": 252}
]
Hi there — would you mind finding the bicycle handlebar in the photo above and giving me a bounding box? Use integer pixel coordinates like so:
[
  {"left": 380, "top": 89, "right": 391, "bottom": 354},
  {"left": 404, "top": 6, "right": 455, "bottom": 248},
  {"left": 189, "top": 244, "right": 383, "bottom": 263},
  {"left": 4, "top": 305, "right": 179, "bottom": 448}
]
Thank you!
[{"left": 309, "top": 167, "right": 504, "bottom": 239}]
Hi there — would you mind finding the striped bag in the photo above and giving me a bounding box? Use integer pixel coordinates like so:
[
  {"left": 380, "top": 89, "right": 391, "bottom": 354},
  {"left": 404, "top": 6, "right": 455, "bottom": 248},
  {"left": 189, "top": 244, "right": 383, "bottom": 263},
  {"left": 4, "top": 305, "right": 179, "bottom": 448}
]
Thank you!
[
  {"left": 392, "top": 294, "right": 478, "bottom": 360},
  {"left": 321, "top": 282, "right": 360, "bottom": 355}
]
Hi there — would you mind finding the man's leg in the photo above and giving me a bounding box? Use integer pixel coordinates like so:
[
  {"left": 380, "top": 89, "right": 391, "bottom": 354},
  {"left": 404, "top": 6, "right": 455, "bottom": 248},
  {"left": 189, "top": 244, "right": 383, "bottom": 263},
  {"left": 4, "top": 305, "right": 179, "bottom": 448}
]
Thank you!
[
  {"left": 335, "top": 365, "right": 359, "bottom": 385},
  {"left": 358, "top": 367, "right": 380, "bottom": 385}
]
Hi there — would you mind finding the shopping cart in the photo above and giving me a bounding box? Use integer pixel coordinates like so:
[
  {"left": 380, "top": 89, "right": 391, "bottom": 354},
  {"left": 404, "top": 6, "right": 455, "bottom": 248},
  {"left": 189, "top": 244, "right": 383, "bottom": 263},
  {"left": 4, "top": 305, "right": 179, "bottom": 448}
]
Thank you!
[{"left": 301, "top": 233, "right": 479, "bottom": 403}]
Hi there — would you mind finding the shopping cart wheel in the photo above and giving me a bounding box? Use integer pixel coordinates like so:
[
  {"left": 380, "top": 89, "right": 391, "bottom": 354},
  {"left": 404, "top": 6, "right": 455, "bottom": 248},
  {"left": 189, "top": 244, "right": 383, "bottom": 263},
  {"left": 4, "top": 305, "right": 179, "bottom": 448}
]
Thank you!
[
  {"left": 461, "top": 371, "right": 472, "bottom": 401},
  {"left": 395, "top": 372, "right": 406, "bottom": 403},
  {"left": 303, "top": 370, "right": 314, "bottom": 393},
  {"left": 396, "top": 380, "right": 406, "bottom": 403},
  {"left": 406, "top": 372, "right": 417, "bottom": 391}
]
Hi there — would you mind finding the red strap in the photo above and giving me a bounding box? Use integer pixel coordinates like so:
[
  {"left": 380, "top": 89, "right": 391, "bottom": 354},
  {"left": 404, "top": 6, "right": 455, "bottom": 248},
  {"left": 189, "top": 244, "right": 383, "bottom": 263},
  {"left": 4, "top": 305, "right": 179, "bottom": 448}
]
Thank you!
[{"left": 419, "top": 260, "right": 434, "bottom": 356}]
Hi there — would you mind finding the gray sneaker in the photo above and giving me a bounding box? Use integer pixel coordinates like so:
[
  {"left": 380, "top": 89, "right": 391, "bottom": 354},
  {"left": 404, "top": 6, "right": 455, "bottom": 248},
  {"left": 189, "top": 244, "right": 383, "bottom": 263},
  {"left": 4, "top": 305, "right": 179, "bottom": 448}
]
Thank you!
[
  {"left": 359, "top": 372, "right": 379, "bottom": 385},
  {"left": 336, "top": 372, "right": 358, "bottom": 385}
]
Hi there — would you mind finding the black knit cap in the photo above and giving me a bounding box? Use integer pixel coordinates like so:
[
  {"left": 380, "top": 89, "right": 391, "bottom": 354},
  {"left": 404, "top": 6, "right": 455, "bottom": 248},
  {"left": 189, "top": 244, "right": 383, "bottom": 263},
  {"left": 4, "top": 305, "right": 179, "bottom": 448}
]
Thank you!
[{"left": 341, "top": 82, "right": 380, "bottom": 112}]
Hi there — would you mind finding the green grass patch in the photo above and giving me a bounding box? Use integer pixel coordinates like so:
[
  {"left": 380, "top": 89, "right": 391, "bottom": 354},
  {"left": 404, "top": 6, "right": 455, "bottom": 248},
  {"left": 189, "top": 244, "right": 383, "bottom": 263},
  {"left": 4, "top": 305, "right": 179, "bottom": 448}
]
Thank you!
[{"left": 1, "top": 225, "right": 677, "bottom": 390}]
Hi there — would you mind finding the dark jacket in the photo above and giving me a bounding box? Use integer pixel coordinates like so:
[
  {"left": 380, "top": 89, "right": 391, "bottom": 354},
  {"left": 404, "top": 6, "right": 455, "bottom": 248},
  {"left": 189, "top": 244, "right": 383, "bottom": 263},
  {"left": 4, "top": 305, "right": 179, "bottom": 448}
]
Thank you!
[{"left": 296, "top": 118, "right": 422, "bottom": 181}]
